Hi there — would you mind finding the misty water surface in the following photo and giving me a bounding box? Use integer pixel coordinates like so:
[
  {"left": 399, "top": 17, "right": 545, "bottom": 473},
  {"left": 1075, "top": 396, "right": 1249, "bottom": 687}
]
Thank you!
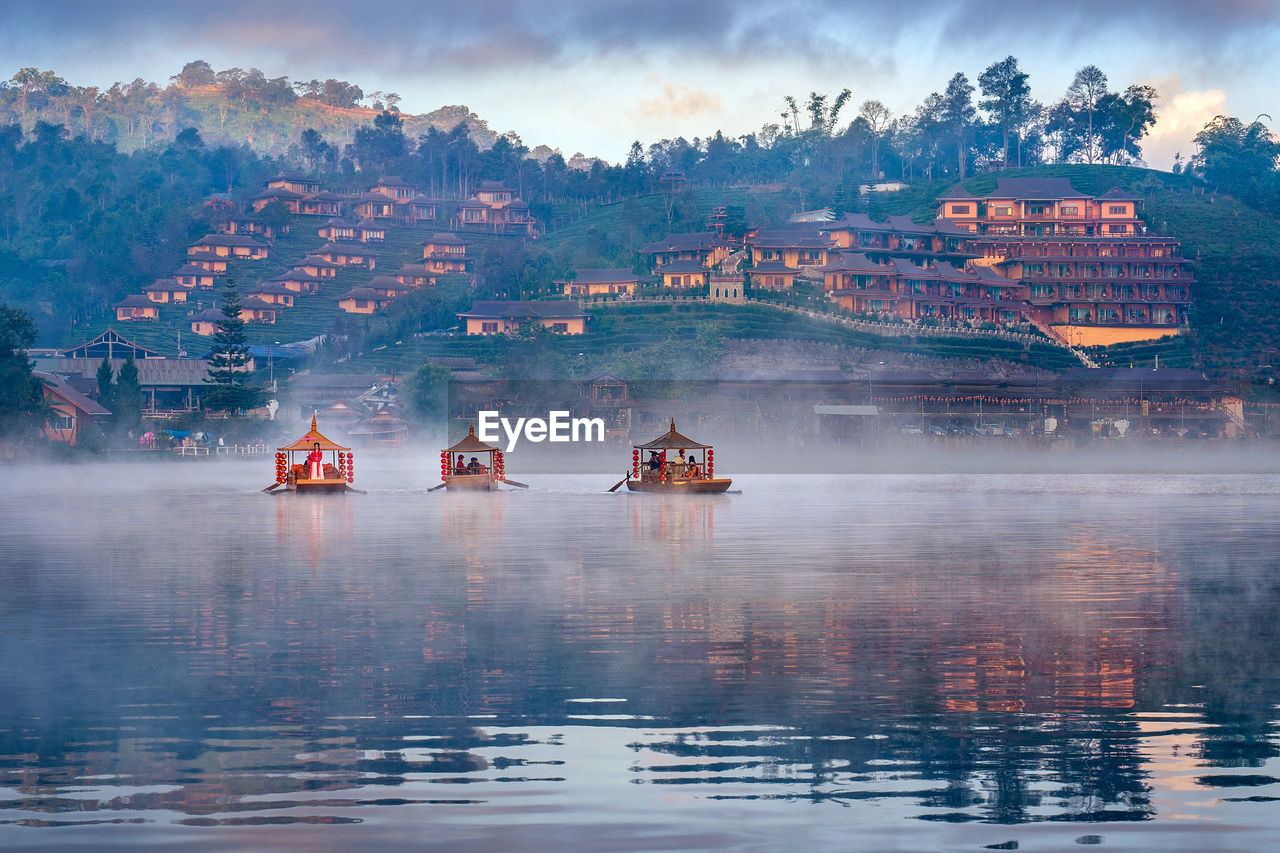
[{"left": 1, "top": 457, "right": 1278, "bottom": 851}]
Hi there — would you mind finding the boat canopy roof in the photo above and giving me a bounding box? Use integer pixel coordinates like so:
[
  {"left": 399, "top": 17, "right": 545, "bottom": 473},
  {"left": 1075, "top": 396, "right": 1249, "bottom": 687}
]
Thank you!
[
  {"left": 445, "top": 423, "right": 500, "bottom": 453},
  {"left": 635, "top": 419, "right": 711, "bottom": 450},
  {"left": 279, "top": 414, "right": 351, "bottom": 452}
]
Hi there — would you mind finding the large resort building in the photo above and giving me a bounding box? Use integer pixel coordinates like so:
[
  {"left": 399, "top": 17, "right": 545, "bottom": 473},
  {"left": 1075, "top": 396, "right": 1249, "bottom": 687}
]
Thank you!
[{"left": 937, "top": 178, "right": 1192, "bottom": 346}]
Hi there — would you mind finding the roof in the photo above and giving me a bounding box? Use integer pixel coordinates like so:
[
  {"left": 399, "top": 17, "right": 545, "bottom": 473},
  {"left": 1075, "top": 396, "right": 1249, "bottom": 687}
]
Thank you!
[
  {"left": 251, "top": 187, "right": 304, "bottom": 200},
  {"left": 173, "top": 263, "right": 214, "bottom": 276},
  {"left": 640, "top": 232, "right": 725, "bottom": 253},
  {"left": 458, "top": 197, "right": 488, "bottom": 209},
  {"left": 189, "top": 308, "right": 225, "bottom": 322},
  {"left": 477, "top": 181, "right": 513, "bottom": 192},
  {"left": 459, "top": 300, "right": 586, "bottom": 320},
  {"left": 936, "top": 184, "right": 981, "bottom": 201},
  {"left": 932, "top": 261, "right": 976, "bottom": 281},
  {"left": 890, "top": 257, "right": 936, "bottom": 278},
  {"left": 238, "top": 297, "right": 277, "bottom": 310},
  {"left": 273, "top": 270, "right": 325, "bottom": 283},
  {"left": 367, "top": 276, "right": 411, "bottom": 291},
  {"left": 424, "top": 232, "right": 465, "bottom": 245},
  {"left": 36, "top": 357, "right": 211, "bottom": 385},
  {"left": 884, "top": 215, "right": 933, "bottom": 235},
  {"left": 279, "top": 415, "right": 350, "bottom": 452},
  {"left": 986, "top": 177, "right": 1090, "bottom": 200},
  {"left": 336, "top": 287, "right": 390, "bottom": 301},
  {"left": 317, "top": 242, "right": 374, "bottom": 256},
  {"left": 322, "top": 217, "right": 355, "bottom": 228},
  {"left": 273, "top": 169, "right": 313, "bottom": 182},
  {"left": 634, "top": 419, "right": 711, "bottom": 450},
  {"left": 374, "top": 175, "right": 411, "bottom": 187},
  {"left": 356, "top": 219, "right": 384, "bottom": 230},
  {"left": 505, "top": 199, "right": 529, "bottom": 209},
  {"left": 357, "top": 191, "right": 395, "bottom": 202},
  {"left": 658, "top": 260, "right": 710, "bottom": 274},
  {"left": 397, "top": 263, "right": 433, "bottom": 275},
  {"left": 307, "top": 191, "right": 349, "bottom": 202},
  {"left": 445, "top": 423, "right": 501, "bottom": 453},
  {"left": 248, "top": 281, "right": 295, "bottom": 296},
  {"left": 569, "top": 268, "right": 640, "bottom": 284},
  {"left": 196, "top": 344, "right": 302, "bottom": 360},
  {"left": 191, "top": 234, "right": 267, "bottom": 248},
  {"left": 816, "top": 252, "right": 887, "bottom": 273},
  {"left": 144, "top": 278, "right": 188, "bottom": 292},
  {"left": 116, "top": 294, "right": 157, "bottom": 308},
  {"left": 751, "top": 229, "right": 832, "bottom": 249},
  {"left": 35, "top": 371, "right": 112, "bottom": 416},
  {"left": 750, "top": 261, "right": 796, "bottom": 274},
  {"left": 1057, "top": 367, "right": 1221, "bottom": 392},
  {"left": 301, "top": 255, "right": 341, "bottom": 268},
  {"left": 1096, "top": 186, "right": 1141, "bottom": 201}
]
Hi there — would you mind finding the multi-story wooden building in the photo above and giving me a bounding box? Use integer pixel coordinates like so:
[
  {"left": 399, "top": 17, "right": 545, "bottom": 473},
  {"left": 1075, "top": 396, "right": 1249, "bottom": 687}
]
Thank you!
[
  {"left": 640, "top": 232, "right": 732, "bottom": 272},
  {"left": 936, "top": 177, "right": 1192, "bottom": 345},
  {"left": 821, "top": 214, "right": 977, "bottom": 266},
  {"left": 817, "top": 252, "right": 1026, "bottom": 323},
  {"left": 422, "top": 233, "right": 470, "bottom": 275},
  {"left": 452, "top": 182, "right": 536, "bottom": 236}
]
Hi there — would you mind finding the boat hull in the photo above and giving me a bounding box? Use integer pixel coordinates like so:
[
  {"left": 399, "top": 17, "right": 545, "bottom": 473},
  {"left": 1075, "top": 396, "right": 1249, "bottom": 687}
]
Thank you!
[
  {"left": 626, "top": 477, "right": 732, "bottom": 493},
  {"left": 291, "top": 477, "right": 354, "bottom": 493},
  {"left": 444, "top": 474, "right": 499, "bottom": 491}
]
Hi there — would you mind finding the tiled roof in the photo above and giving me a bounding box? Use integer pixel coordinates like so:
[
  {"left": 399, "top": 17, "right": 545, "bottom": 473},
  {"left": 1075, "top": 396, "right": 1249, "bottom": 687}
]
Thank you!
[
  {"left": 640, "top": 232, "right": 725, "bottom": 253},
  {"left": 569, "top": 268, "right": 640, "bottom": 284},
  {"left": 459, "top": 300, "right": 586, "bottom": 320}
]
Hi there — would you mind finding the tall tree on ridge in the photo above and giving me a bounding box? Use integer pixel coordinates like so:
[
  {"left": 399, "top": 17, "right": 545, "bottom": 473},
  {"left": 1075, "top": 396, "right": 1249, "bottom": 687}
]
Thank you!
[{"left": 940, "top": 73, "right": 976, "bottom": 180}]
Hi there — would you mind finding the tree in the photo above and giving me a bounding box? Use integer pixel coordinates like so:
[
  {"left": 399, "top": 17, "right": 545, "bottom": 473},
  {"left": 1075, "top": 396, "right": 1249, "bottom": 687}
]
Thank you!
[
  {"left": 940, "top": 73, "right": 976, "bottom": 179},
  {"left": 858, "top": 100, "right": 892, "bottom": 179},
  {"left": 403, "top": 362, "right": 453, "bottom": 429},
  {"left": 1096, "top": 84, "right": 1157, "bottom": 164},
  {"left": 172, "top": 60, "right": 216, "bottom": 89},
  {"left": 1065, "top": 65, "right": 1109, "bottom": 164},
  {"left": 204, "top": 279, "right": 263, "bottom": 413},
  {"left": 978, "top": 56, "right": 1033, "bottom": 168},
  {"left": 114, "top": 355, "right": 143, "bottom": 437},
  {"left": 0, "top": 301, "right": 41, "bottom": 437},
  {"left": 95, "top": 357, "right": 117, "bottom": 415},
  {"left": 1190, "top": 115, "right": 1280, "bottom": 205}
]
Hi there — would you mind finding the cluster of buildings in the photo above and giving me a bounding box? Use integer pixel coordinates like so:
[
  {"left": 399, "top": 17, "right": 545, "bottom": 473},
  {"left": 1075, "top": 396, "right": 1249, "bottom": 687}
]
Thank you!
[
  {"left": 109, "top": 170, "right": 540, "bottom": 336},
  {"left": 552, "top": 177, "right": 1191, "bottom": 349}
]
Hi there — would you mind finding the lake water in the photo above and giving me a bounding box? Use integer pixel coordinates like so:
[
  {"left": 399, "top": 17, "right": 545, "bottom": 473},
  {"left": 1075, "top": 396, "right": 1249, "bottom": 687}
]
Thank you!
[{"left": 2, "top": 458, "right": 1279, "bottom": 851}]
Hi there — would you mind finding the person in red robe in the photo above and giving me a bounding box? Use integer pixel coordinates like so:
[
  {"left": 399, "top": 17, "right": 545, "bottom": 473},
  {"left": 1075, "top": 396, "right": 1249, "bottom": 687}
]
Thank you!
[{"left": 307, "top": 442, "right": 324, "bottom": 479}]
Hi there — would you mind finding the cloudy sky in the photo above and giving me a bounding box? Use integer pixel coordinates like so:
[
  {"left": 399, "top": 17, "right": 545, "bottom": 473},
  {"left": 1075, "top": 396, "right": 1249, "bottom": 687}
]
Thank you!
[{"left": 4, "top": 0, "right": 1279, "bottom": 168}]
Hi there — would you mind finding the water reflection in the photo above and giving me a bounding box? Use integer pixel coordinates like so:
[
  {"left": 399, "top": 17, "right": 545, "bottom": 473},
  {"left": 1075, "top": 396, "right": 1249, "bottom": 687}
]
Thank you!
[{"left": 1, "top": 467, "right": 1278, "bottom": 848}]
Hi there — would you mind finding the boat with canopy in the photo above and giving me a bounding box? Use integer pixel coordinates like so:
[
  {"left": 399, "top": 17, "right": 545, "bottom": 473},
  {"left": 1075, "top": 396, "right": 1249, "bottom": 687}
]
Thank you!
[
  {"left": 436, "top": 424, "right": 525, "bottom": 491},
  {"left": 264, "top": 415, "right": 359, "bottom": 493},
  {"left": 621, "top": 419, "right": 732, "bottom": 493}
]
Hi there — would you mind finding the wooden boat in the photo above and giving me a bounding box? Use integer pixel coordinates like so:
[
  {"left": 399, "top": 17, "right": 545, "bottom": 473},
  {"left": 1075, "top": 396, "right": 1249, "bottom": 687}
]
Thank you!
[
  {"left": 264, "top": 415, "right": 360, "bottom": 493},
  {"left": 623, "top": 419, "right": 732, "bottom": 493},
  {"left": 436, "top": 424, "right": 525, "bottom": 491}
]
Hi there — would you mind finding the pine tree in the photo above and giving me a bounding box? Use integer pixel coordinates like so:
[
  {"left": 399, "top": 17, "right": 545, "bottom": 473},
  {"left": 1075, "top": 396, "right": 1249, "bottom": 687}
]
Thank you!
[
  {"left": 114, "top": 355, "right": 143, "bottom": 437},
  {"left": 95, "top": 356, "right": 116, "bottom": 414},
  {"left": 204, "top": 278, "right": 263, "bottom": 413}
]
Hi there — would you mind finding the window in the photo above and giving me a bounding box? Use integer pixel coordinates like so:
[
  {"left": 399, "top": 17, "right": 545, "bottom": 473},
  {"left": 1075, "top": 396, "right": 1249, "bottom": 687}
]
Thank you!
[
  {"left": 950, "top": 205, "right": 971, "bottom": 215},
  {"left": 481, "top": 321, "right": 498, "bottom": 333},
  {"left": 1061, "top": 204, "right": 1079, "bottom": 215},
  {"left": 1108, "top": 205, "right": 1128, "bottom": 214},
  {"left": 1107, "top": 224, "right": 1127, "bottom": 233},
  {"left": 1098, "top": 308, "right": 1119, "bottom": 322},
  {"left": 550, "top": 322, "right": 569, "bottom": 333},
  {"left": 1030, "top": 284, "right": 1054, "bottom": 298},
  {"left": 1028, "top": 204, "right": 1048, "bottom": 215},
  {"left": 47, "top": 412, "right": 74, "bottom": 431},
  {"left": 995, "top": 205, "right": 1013, "bottom": 216}
]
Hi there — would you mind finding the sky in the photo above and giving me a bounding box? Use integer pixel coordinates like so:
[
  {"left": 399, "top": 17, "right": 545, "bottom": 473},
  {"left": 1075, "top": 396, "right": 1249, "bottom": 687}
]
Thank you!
[{"left": 4, "top": 0, "right": 1280, "bottom": 169}]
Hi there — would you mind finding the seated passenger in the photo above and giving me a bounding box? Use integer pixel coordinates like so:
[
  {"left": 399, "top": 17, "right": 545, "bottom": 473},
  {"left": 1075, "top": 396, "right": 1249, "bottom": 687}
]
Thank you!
[
  {"left": 455, "top": 454, "right": 468, "bottom": 475},
  {"left": 467, "top": 456, "right": 487, "bottom": 474},
  {"left": 685, "top": 454, "right": 700, "bottom": 478},
  {"left": 648, "top": 451, "right": 662, "bottom": 471}
]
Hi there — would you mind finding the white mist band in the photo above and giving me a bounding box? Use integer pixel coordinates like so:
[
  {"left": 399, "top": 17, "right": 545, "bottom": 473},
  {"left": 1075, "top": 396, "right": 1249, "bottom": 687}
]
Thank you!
[{"left": 477, "top": 410, "right": 605, "bottom": 452}]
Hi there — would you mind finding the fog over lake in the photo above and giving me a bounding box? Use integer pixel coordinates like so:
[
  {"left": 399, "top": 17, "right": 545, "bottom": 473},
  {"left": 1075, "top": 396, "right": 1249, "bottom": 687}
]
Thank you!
[{"left": 2, "top": 455, "right": 1279, "bottom": 851}]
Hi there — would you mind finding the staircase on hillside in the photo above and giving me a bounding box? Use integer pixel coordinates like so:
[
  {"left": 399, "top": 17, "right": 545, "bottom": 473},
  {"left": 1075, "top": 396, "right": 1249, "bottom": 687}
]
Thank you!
[{"left": 1025, "top": 316, "right": 1098, "bottom": 368}]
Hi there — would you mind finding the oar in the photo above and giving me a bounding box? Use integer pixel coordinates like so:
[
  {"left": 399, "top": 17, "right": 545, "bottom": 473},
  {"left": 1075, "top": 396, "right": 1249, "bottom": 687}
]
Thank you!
[
  {"left": 607, "top": 474, "right": 629, "bottom": 492},
  {"left": 427, "top": 482, "right": 447, "bottom": 492},
  {"left": 500, "top": 478, "right": 529, "bottom": 489},
  {"left": 261, "top": 482, "right": 282, "bottom": 492}
]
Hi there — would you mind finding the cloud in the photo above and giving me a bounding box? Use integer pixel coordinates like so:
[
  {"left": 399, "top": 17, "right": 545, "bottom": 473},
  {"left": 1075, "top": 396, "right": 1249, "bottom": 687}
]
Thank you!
[
  {"left": 1140, "top": 79, "right": 1229, "bottom": 168},
  {"left": 636, "top": 79, "right": 723, "bottom": 119}
]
